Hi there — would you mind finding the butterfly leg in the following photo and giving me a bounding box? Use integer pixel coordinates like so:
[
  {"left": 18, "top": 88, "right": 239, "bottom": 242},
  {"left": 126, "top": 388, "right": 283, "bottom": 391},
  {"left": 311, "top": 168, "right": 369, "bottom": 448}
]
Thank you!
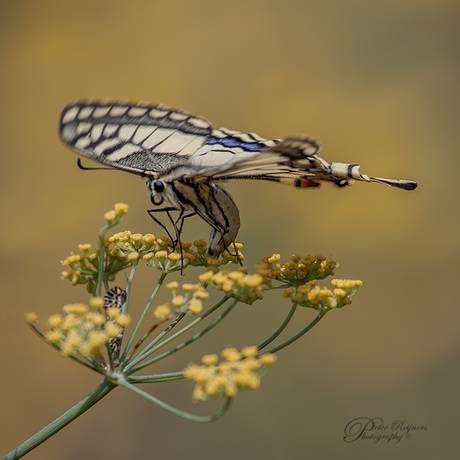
[
  {"left": 231, "top": 241, "right": 244, "bottom": 267},
  {"left": 147, "top": 207, "right": 198, "bottom": 274},
  {"left": 147, "top": 206, "right": 179, "bottom": 245}
]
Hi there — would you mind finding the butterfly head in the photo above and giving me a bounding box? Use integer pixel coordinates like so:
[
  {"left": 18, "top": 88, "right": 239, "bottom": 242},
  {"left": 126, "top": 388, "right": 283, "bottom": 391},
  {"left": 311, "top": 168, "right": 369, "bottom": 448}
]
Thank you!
[{"left": 147, "top": 178, "right": 167, "bottom": 206}]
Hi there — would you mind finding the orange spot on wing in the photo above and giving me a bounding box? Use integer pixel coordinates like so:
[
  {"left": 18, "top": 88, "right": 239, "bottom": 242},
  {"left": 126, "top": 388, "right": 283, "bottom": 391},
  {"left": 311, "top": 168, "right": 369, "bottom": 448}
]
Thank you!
[{"left": 298, "top": 179, "right": 321, "bottom": 188}]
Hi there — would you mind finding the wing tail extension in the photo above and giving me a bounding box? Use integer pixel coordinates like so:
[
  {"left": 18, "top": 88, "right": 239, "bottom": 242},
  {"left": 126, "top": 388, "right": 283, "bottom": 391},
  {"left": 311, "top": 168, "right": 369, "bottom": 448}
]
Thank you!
[{"left": 329, "top": 162, "right": 418, "bottom": 191}]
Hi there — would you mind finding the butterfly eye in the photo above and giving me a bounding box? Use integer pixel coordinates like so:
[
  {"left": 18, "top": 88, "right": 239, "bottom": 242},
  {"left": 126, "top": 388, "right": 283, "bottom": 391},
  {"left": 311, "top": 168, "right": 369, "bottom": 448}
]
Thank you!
[{"left": 153, "top": 180, "right": 165, "bottom": 193}]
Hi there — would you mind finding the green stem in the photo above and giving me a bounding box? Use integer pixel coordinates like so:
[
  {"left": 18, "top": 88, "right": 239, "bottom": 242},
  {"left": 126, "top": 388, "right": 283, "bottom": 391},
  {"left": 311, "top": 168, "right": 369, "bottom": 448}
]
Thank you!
[
  {"left": 257, "top": 302, "right": 298, "bottom": 351},
  {"left": 127, "top": 298, "right": 237, "bottom": 374},
  {"left": 116, "top": 377, "right": 232, "bottom": 423},
  {"left": 96, "top": 233, "right": 106, "bottom": 297},
  {"left": 0, "top": 380, "right": 115, "bottom": 460},
  {"left": 127, "top": 371, "right": 185, "bottom": 384},
  {"left": 125, "top": 313, "right": 187, "bottom": 369},
  {"left": 122, "top": 260, "right": 139, "bottom": 315},
  {"left": 263, "top": 312, "right": 325, "bottom": 355},
  {"left": 120, "top": 272, "right": 166, "bottom": 363},
  {"left": 126, "top": 295, "right": 230, "bottom": 371}
]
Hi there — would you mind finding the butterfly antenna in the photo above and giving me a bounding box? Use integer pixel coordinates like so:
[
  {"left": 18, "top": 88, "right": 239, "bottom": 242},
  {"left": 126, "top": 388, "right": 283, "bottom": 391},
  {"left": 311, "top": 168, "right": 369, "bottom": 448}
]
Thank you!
[{"left": 77, "top": 158, "right": 116, "bottom": 171}]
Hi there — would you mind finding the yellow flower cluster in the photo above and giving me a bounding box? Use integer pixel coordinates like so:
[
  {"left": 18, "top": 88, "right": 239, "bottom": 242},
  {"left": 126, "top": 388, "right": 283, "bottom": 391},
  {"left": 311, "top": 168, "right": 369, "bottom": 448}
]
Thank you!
[
  {"left": 27, "top": 301, "right": 131, "bottom": 363},
  {"left": 256, "top": 254, "right": 338, "bottom": 287},
  {"left": 141, "top": 238, "right": 189, "bottom": 273},
  {"left": 110, "top": 231, "right": 175, "bottom": 261},
  {"left": 154, "top": 281, "right": 210, "bottom": 318},
  {"left": 61, "top": 243, "right": 101, "bottom": 289},
  {"left": 187, "top": 240, "right": 244, "bottom": 269},
  {"left": 198, "top": 268, "right": 265, "bottom": 305},
  {"left": 284, "top": 279, "right": 363, "bottom": 311},
  {"left": 116, "top": 237, "right": 244, "bottom": 273},
  {"left": 183, "top": 346, "right": 277, "bottom": 402},
  {"left": 103, "top": 202, "right": 129, "bottom": 223},
  {"left": 62, "top": 203, "right": 246, "bottom": 285}
]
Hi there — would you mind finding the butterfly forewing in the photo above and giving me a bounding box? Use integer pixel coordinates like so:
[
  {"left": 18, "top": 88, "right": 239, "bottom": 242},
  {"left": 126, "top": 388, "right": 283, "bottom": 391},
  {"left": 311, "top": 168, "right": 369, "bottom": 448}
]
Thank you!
[{"left": 60, "top": 101, "right": 213, "bottom": 176}]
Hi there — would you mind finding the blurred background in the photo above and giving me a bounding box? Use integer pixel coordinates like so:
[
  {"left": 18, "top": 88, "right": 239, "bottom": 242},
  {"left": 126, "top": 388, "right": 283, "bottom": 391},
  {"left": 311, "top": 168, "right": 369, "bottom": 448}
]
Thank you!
[{"left": 1, "top": 0, "right": 459, "bottom": 458}]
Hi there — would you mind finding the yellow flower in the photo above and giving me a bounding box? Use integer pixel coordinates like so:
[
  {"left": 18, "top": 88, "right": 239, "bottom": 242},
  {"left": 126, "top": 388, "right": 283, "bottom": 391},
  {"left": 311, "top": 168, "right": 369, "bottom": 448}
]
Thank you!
[
  {"left": 202, "top": 354, "right": 218, "bottom": 365},
  {"left": 114, "top": 202, "right": 129, "bottom": 214},
  {"left": 78, "top": 243, "right": 92, "bottom": 251},
  {"left": 221, "top": 347, "right": 241, "bottom": 362},
  {"left": 46, "top": 330, "right": 63, "bottom": 343},
  {"left": 189, "top": 299, "right": 203, "bottom": 314},
  {"left": 106, "top": 323, "right": 121, "bottom": 339},
  {"left": 184, "top": 346, "right": 276, "bottom": 402},
  {"left": 142, "top": 234, "right": 156, "bottom": 244},
  {"left": 242, "top": 346, "right": 258, "bottom": 358},
  {"left": 332, "top": 279, "right": 362, "bottom": 288},
  {"left": 196, "top": 289, "right": 210, "bottom": 300},
  {"left": 25, "top": 312, "right": 38, "bottom": 323},
  {"left": 64, "top": 304, "right": 89, "bottom": 314},
  {"left": 88, "top": 331, "right": 109, "bottom": 351},
  {"left": 104, "top": 210, "right": 116, "bottom": 221},
  {"left": 259, "top": 354, "right": 277, "bottom": 365},
  {"left": 182, "top": 283, "right": 196, "bottom": 291},
  {"left": 89, "top": 297, "right": 104, "bottom": 308},
  {"left": 243, "top": 274, "right": 263, "bottom": 288},
  {"left": 127, "top": 252, "right": 139, "bottom": 260},
  {"left": 198, "top": 271, "right": 213, "bottom": 282},
  {"left": 166, "top": 281, "right": 179, "bottom": 290},
  {"left": 172, "top": 295, "right": 185, "bottom": 307},
  {"left": 117, "top": 314, "right": 132, "bottom": 327},
  {"left": 154, "top": 303, "right": 171, "bottom": 319},
  {"left": 47, "top": 314, "right": 63, "bottom": 328},
  {"left": 105, "top": 307, "right": 121, "bottom": 320}
]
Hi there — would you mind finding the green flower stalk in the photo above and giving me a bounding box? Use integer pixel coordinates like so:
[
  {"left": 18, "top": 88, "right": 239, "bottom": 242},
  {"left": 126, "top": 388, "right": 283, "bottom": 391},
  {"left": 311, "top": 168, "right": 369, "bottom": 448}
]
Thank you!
[{"left": 3, "top": 203, "right": 363, "bottom": 460}]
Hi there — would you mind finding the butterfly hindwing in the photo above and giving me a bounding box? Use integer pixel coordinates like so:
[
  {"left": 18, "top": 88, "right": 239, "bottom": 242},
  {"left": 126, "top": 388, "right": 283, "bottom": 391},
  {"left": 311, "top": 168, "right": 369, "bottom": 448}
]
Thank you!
[{"left": 186, "top": 134, "right": 418, "bottom": 191}]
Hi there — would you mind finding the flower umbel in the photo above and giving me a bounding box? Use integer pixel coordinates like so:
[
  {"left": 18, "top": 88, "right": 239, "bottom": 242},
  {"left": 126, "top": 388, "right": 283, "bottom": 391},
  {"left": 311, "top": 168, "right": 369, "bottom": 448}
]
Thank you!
[
  {"left": 42, "top": 304, "right": 113, "bottom": 362},
  {"left": 61, "top": 206, "right": 246, "bottom": 292},
  {"left": 256, "top": 253, "right": 338, "bottom": 288},
  {"left": 20, "top": 202, "right": 364, "bottom": 458},
  {"left": 283, "top": 279, "right": 363, "bottom": 312},
  {"left": 199, "top": 268, "right": 264, "bottom": 305},
  {"left": 184, "top": 346, "right": 277, "bottom": 402}
]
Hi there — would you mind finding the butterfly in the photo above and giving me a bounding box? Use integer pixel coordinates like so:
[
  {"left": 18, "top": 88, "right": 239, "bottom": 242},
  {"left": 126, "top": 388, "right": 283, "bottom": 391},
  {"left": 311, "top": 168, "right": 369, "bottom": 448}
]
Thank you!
[{"left": 60, "top": 100, "right": 417, "bottom": 256}]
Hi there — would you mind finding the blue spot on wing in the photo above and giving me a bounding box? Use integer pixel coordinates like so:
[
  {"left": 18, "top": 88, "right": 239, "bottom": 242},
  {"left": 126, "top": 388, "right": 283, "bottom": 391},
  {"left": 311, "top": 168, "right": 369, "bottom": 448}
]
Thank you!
[{"left": 207, "top": 136, "right": 265, "bottom": 152}]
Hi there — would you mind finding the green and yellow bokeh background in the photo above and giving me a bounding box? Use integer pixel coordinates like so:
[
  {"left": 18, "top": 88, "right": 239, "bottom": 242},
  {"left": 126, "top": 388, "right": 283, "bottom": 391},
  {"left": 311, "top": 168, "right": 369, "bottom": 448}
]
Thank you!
[{"left": 1, "top": 1, "right": 459, "bottom": 459}]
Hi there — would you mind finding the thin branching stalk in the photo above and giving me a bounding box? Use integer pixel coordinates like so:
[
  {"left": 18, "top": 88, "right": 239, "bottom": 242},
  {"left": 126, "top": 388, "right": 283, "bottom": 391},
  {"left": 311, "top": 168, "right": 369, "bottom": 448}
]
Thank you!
[
  {"left": 125, "top": 298, "right": 237, "bottom": 374},
  {"left": 120, "top": 271, "right": 166, "bottom": 362},
  {"left": 263, "top": 312, "right": 325, "bottom": 355},
  {"left": 257, "top": 302, "right": 298, "bottom": 351},
  {"left": 125, "top": 295, "right": 231, "bottom": 370},
  {"left": 115, "top": 377, "right": 232, "bottom": 423}
]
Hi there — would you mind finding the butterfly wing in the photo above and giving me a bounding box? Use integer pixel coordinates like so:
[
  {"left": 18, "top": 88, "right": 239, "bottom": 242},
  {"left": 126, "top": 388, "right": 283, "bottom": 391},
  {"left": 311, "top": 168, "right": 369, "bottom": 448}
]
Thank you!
[
  {"left": 60, "top": 100, "right": 212, "bottom": 177},
  {"left": 188, "top": 134, "right": 418, "bottom": 191}
]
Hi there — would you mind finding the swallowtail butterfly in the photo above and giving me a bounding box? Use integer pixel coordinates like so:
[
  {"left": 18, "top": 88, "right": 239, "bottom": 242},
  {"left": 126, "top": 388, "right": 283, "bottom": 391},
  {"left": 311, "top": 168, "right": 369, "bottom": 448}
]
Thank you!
[{"left": 60, "top": 100, "right": 417, "bottom": 255}]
